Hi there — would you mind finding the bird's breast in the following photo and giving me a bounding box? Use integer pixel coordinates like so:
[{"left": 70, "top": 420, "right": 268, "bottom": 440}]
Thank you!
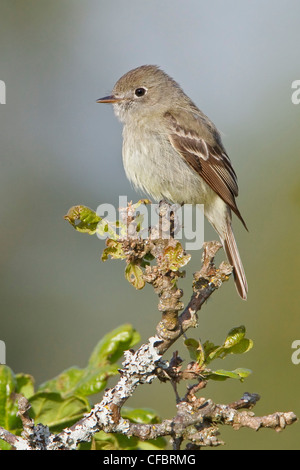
[{"left": 122, "top": 124, "right": 212, "bottom": 205}]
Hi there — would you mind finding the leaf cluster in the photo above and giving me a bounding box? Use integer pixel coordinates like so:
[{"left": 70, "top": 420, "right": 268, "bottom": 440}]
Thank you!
[
  {"left": 185, "top": 325, "right": 253, "bottom": 382},
  {"left": 64, "top": 203, "right": 191, "bottom": 291},
  {"left": 0, "top": 325, "right": 166, "bottom": 450}
]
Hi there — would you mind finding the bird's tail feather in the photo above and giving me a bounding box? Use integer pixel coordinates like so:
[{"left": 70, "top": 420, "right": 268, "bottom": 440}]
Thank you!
[{"left": 222, "top": 224, "right": 248, "bottom": 300}]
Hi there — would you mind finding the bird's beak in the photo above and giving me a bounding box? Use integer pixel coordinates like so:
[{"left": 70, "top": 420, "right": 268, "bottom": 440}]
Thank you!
[{"left": 96, "top": 95, "right": 122, "bottom": 104}]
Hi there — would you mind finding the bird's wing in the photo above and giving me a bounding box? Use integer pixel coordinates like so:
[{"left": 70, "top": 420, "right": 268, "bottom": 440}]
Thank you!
[{"left": 164, "top": 111, "right": 247, "bottom": 229}]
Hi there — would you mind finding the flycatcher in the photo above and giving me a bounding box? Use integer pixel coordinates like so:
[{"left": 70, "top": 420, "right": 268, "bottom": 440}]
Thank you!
[{"left": 97, "top": 65, "right": 248, "bottom": 300}]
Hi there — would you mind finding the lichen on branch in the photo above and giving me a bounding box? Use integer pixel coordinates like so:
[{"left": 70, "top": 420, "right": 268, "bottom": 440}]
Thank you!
[{"left": 0, "top": 200, "right": 296, "bottom": 451}]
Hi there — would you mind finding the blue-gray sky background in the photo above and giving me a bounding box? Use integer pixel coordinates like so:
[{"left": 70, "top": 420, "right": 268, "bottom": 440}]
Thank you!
[{"left": 1, "top": 0, "right": 299, "bottom": 449}]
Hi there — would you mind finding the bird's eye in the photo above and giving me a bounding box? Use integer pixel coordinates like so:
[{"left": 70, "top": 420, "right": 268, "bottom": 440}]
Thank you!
[{"left": 135, "top": 87, "right": 147, "bottom": 97}]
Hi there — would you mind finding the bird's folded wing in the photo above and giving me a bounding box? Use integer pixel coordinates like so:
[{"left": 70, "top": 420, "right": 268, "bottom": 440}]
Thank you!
[{"left": 164, "top": 111, "right": 247, "bottom": 229}]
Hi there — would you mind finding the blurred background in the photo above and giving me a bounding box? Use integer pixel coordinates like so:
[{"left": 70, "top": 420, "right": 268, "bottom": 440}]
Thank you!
[{"left": 0, "top": 0, "right": 299, "bottom": 450}]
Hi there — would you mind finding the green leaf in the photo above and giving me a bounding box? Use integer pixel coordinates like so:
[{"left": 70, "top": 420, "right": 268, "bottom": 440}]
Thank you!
[
  {"left": 223, "top": 326, "right": 246, "bottom": 349},
  {"left": 164, "top": 242, "right": 191, "bottom": 271},
  {"left": 125, "top": 263, "right": 145, "bottom": 289},
  {"left": 121, "top": 407, "right": 160, "bottom": 424},
  {"left": 184, "top": 338, "right": 204, "bottom": 365},
  {"left": 64, "top": 205, "right": 101, "bottom": 234},
  {"left": 137, "top": 438, "right": 167, "bottom": 450},
  {"left": 38, "top": 367, "right": 85, "bottom": 396},
  {"left": 37, "top": 365, "right": 116, "bottom": 398},
  {"left": 96, "top": 219, "right": 118, "bottom": 240},
  {"left": 15, "top": 373, "right": 35, "bottom": 399},
  {"left": 88, "top": 324, "right": 140, "bottom": 366},
  {"left": 91, "top": 431, "right": 139, "bottom": 451},
  {"left": 38, "top": 325, "right": 140, "bottom": 398},
  {"left": 29, "top": 392, "right": 90, "bottom": 431},
  {"left": 204, "top": 326, "right": 253, "bottom": 364},
  {"left": 208, "top": 368, "right": 252, "bottom": 382},
  {"left": 0, "top": 366, "right": 21, "bottom": 435},
  {"left": 102, "top": 239, "right": 126, "bottom": 261},
  {"left": 70, "top": 365, "right": 119, "bottom": 397},
  {"left": 228, "top": 338, "right": 254, "bottom": 355},
  {"left": 203, "top": 341, "right": 223, "bottom": 363},
  {"left": 232, "top": 368, "right": 252, "bottom": 380},
  {"left": 208, "top": 369, "right": 240, "bottom": 381},
  {"left": 184, "top": 338, "right": 200, "bottom": 361}
]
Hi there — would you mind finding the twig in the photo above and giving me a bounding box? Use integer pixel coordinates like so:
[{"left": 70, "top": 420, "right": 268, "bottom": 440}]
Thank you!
[{"left": 0, "top": 228, "right": 297, "bottom": 450}]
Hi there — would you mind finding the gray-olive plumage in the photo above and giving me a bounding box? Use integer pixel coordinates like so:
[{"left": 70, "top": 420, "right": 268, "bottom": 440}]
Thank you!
[{"left": 97, "top": 65, "right": 248, "bottom": 299}]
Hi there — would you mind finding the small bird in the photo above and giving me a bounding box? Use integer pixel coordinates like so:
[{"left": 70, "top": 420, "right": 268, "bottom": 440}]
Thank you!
[{"left": 97, "top": 65, "right": 248, "bottom": 299}]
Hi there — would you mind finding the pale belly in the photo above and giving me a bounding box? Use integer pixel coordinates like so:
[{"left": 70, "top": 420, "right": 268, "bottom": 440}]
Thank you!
[
  {"left": 122, "top": 126, "right": 229, "bottom": 236},
  {"left": 122, "top": 127, "right": 212, "bottom": 205}
]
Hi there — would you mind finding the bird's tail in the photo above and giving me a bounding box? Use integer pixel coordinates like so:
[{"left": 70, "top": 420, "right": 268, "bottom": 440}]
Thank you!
[{"left": 222, "top": 223, "right": 248, "bottom": 300}]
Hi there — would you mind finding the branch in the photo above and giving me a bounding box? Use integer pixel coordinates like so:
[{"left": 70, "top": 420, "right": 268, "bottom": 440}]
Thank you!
[
  {"left": 0, "top": 203, "right": 297, "bottom": 450},
  {"left": 124, "top": 394, "right": 297, "bottom": 447},
  {"left": 0, "top": 426, "right": 30, "bottom": 450},
  {"left": 0, "top": 396, "right": 50, "bottom": 450},
  {"left": 0, "top": 240, "right": 296, "bottom": 450},
  {"left": 155, "top": 240, "right": 232, "bottom": 354},
  {"left": 0, "top": 239, "right": 235, "bottom": 450}
]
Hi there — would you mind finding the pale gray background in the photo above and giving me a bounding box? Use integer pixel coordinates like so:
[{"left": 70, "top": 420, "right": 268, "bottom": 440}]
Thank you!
[{"left": 0, "top": 0, "right": 300, "bottom": 449}]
